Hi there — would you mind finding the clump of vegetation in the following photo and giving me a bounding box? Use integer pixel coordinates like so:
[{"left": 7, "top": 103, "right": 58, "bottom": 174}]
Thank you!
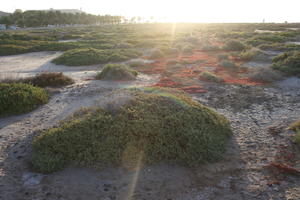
[
  {"left": 0, "top": 83, "right": 49, "bottom": 117},
  {"left": 289, "top": 120, "right": 300, "bottom": 147},
  {"left": 223, "top": 40, "right": 246, "bottom": 51},
  {"left": 31, "top": 87, "right": 231, "bottom": 173},
  {"left": 149, "top": 49, "right": 165, "bottom": 59},
  {"left": 0, "top": 45, "right": 29, "bottom": 56},
  {"left": 52, "top": 48, "right": 141, "bottom": 66},
  {"left": 0, "top": 73, "right": 74, "bottom": 88},
  {"left": 249, "top": 67, "right": 283, "bottom": 83},
  {"left": 289, "top": 120, "right": 300, "bottom": 131},
  {"left": 182, "top": 44, "right": 194, "bottom": 54},
  {"left": 166, "top": 59, "right": 179, "bottom": 65},
  {"left": 220, "top": 60, "right": 238, "bottom": 68},
  {"left": 200, "top": 71, "right": 224, "bottom": 83},
  {"left": 272, "top": 51, "right": 300, "bottom": 76},
  {"left": 96, "top": 64, "right": 138, "bottom": 80},
  {"left": 115, "top": 42, "right": 133, "bottom": 49},
  {"left": 23, "top": 72, "right": 74, "bottom": 87},
  {"left": 239, "top": 48, "right": 270, "bottom": 61},
  {"left": 217, "top": 54, "right": 229, "bottom": 60},
  {"left": 127, "top": 60, "right": 146, "bottom": 68}
]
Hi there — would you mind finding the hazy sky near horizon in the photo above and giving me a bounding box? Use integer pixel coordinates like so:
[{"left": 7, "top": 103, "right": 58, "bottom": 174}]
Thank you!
[{"left": 2, "top": 0, "right": 300, "bottom": 23}]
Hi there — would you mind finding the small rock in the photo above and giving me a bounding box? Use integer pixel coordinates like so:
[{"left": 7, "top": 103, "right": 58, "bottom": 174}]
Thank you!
[{"left": 22, "top": 172, "right": 45, "bottom": 187}]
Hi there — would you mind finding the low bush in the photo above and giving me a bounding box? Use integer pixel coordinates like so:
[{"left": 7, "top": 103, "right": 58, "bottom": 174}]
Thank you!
[
  {"left": 239, "top": 49, "right": 270, "bottom": 61},
  {"left": 127, "top": 60, "right": 146, "bottom": 68},
  {"left": 220, "top": 60, "right": 237, "bottom": 68},
  {"left": 182, "top": 45, "right": 194, "bottom": 54},
  {"left": 115, "top": 42, "right": 133, "bottom": 49},
  {"left": 31, "top": 87, "right": 231, "bottom": 173},
  {"left": 24, "top": 72, "right": 74, "bottom": 87},
  {"left": 31, "top": 42, "right": 83, "bottom": 52},
  {"left": 0, "top": 83, "right": 49, "bottom": 117},
  {"left": 52, "top": 48, "right": 141, "bottom": 66},
  {"left": 96, "top": 64, "right": 138, "bottom": 80},
  {"left": 272, "top": 51, "right": 300, "bottom": 76},
  {"left": 289, "top": 120, "right": 300, "bottom": 131},
  {"left": 249, "top": 67, "right": 283, "bottom": 83},
  {"left": 223, "top": 40, "right": 246, "bottom": 51},
  {"left": 149, "top": 49, "right": 165, "bottom": 59},
  {"left": 166, "top": 59, "right": 179, "bottom": 65},
  {"left": 289, "top": 120, "right": 300, "bottom": 147},
  {"left": 217, "top": 54, "right": 229, "bottom": 60},
  {"left": 200, "top": 71, "right": 224, "bottom": 83},
  {"left": 0, "top": 45, "right": 29, "bottom": 56}
]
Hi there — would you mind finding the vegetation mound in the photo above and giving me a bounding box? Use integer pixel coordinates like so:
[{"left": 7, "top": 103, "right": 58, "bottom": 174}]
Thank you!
[
  {"left": 31, "top": 87, "right": 232, "bottom": 173},
  {"left": 52, "top": 48, "right": 141, "bottom": 66},
  {"left": 96, "top": 64, "right": 138, "bottom": 80},
  {"left": 220, "top": 60, "right": 237, "bottom": 68},
  {"left": 272, "top": 51, "right": 300, "bottom": 76},
  {"left": 0, "top": 83, "right": 49, "bottom": 117},
  {"left": 0, "top": 73, "right": 74, "bottom": 88},
  {"left": 289, "top": 120, "right": 300, "bottom": 147},
  {"left": 239, "top": 48, "right": 270, "bottom": 61},
  {"left": 200, "top": 71, "right": 224, "bottom": 83},
  {"left": 223, "top": 40, "right": 246, "bottom": 51},
  {"left": 24, "top": 72, "right": 74, "bottom": 87},
  {"left": 149, "top": 49, "right": 165, "bottom": 59},
  {"left": 249, "top": 68, "right": 283, "bottom": 83}
]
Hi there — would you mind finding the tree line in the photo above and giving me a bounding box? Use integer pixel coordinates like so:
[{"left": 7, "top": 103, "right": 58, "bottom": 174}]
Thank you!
[{"left": 0, "top": 10, "right": 123, "bottom": 28}]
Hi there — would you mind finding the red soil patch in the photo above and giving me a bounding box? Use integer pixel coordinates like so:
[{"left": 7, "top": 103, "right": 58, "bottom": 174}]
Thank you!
[
  {"left": 140, "top": 46, "right": 264, "bottom": 92},
  {"left": 180, "top": 86, "right": 207, "bottom": 94},
  {"left": 139, "top": 61, "right": 166, "bottom": 74},
  {"left": 222, "top": 77, "right": 263, "bottom": 85},
  {"left": 153, "top": 77, "right": 179, "bottom": 87}
]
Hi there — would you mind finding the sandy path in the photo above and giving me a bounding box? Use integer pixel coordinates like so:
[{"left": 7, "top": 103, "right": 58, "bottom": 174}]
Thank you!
[{"left": 0, "top": 52, "right": 102, "bottom": 81}]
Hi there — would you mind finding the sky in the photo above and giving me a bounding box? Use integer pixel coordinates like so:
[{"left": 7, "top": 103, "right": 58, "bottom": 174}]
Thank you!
[{"left": 1, "top": 0, "right": 300, "bottom": 23}]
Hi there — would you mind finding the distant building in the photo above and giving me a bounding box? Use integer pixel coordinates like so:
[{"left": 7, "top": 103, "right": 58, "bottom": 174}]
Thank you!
[
  {"left": 0, "top": 24, "right": 6, "bottom": 30},
  {"left": 27, "top": 9, "right": 84, "bottom": 14},
  {"left": 0, "top": 11, "right": 11, "bottom": 17},
  {"left": 8, "top": 25, "right": 17, "bottom": 30}
]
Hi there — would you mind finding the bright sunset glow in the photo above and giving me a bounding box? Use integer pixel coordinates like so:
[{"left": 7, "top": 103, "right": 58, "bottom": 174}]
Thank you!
[{"left": 2, "top": 0, "right": 300, "bottom": 23}]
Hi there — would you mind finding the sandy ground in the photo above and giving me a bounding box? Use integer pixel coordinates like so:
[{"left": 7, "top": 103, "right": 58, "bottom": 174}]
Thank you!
[
  {"left": 0, "top": 52, "right": 100, "bottom": 81},
  {"left": 1, "top": 52, "right": 300, "bottom": 200}
]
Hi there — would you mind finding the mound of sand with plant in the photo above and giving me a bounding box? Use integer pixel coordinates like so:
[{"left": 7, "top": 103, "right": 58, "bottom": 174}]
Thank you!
[
  {"left": 96, "top": 64, "right": 138, "bottom": 80},
  {"left": 0, "top": 83, "right": 49, "bottom": 117},
  {"left": 31, "top": 87, "right": 231, "bottom": 173}
]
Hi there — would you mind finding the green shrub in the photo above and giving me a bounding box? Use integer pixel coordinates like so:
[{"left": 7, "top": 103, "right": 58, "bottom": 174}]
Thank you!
[
  {"left": 0, "top": 83, "right": 49, "bottom": 117},
  {"left": 289, "top": 120, "right": 300, "bottom": 131},
  {"left": 52, "top": 48, "right": 141, "bottom": 66},
  {"left": 294, "top": 130, "right": 300, "bottom": 146},
  {"left": 182, "top": 45, "right": 194, "bottom": 54},
  {"left": 96, "top": 64, "right": 138, "bottom": 80},
  {"left": 289, "top": 120, "right": 300, "bottom": 147},
  {"left": 239, "top": 49, "right": 269, "bottom": 61},
  {"left": 24, "top": 72, "right": 74, "bottom": 87},
  {"left": 127, "top": 60, "right": 146, "bottom": 68},
  {"left": 220, "top": 60, "right": 237, "bottom": 68},
  {"left": 149, "top": 49, "right": 165, "bottom": 59},
  {"left": 223, "top": 40, "right": 246, "bottom": 51},
  {"left": 160, "top": 47, "right": 179, "bottom": 55},
  {"left": 217, "top": 54, "right": 229, "bottom": 60},
  {"left": 249, "top": 67, "right": 283, "bottom": 83},
  {"left": 166, "top": 59, "right": 179, "bottom": 65},
  {"left": 31, "top": 87, "right": 231, "bottom": 173},
  {"left": 31, "top": 42, "right": 83, "bottom": 52},
  {"left": 115, "top": 42, "right": 133, "bottom": 49},
  {"left": 0, "top": 45, "right": 29, "bottom": 56},
  {"left": 200, "top": 71, "right": 224, "bottom": 83},
  {"left": 272, "top": 51, "right": 300, "bottom": 76}
]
